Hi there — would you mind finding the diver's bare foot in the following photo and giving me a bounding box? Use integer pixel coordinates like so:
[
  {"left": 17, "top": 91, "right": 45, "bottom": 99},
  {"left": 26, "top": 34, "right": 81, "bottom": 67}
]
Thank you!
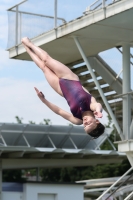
[{"left": 21, "top": 37, "right": 30, "bottom": 45}]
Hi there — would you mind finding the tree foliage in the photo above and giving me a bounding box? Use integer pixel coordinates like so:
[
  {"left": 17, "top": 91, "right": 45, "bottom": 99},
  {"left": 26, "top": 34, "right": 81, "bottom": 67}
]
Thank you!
[
  {"left": 3, "top": 169, "right": 26, "bottom": 182},
  {"left": 40, "top": 158, "right": 130, "bottom": 183},
  {"left": 15, "top": 116, "right": 23, "bottom": 124}
]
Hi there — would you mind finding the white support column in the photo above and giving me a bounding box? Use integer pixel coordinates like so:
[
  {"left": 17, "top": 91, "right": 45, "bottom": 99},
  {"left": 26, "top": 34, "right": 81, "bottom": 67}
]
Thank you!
[
  {"left": 130, "top": 120, "right": 133, "bottom": 139},
  {"left": 54, "top": 0, "right": 57, "bottom": 28},
  {"left": 102, "top": 0, "right": 105, "bottom": 8},
  {"left": 122, "top": 44, "right": 131, "bottom": 140},
  {"left": 0, "top": 160, "right": 2, "bottom": 200},
  {"left": 73, "top": 37, "right": 124, "bottom": 140},
  {"left": 15, "top": 5, "right": 18, "bottom": 46}
]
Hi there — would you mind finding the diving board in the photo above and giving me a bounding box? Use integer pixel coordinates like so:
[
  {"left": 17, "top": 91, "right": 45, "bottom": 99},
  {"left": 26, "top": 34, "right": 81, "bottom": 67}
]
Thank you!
[{"left": 7, "top": 0, "right": 133, "bottom": 65}]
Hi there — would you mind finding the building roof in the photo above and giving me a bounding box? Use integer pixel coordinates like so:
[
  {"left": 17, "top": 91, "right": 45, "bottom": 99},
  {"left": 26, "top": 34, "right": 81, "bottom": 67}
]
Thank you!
[{"left": 0, "top": 123, "right": 125, "bottom": 169}]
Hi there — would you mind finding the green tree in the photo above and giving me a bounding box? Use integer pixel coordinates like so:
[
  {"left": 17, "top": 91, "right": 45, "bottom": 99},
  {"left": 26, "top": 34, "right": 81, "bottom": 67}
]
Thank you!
[
  {"left": 15, "top": 116, "right": 23, "bottom": 124},
  {"left": 29, "top": 121, "right": 36, "bottom": 124},
  {"left": 3, "top": 170, "right": 26, "bottom": 182},
  {"left": 40, "top": 119, "right": 52, "bottom": 125}
]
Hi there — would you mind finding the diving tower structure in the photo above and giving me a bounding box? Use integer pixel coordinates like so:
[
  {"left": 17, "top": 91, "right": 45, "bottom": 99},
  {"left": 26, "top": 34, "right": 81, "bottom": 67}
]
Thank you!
[
  {"left": 7, "top": 0, "right": 133, "bottom": 166},
  {"left": 0, "top": 123, "right": 123, "bottom": 199},
  {"left": 6, "top": 0, "right": 133, "bottom": 199}
]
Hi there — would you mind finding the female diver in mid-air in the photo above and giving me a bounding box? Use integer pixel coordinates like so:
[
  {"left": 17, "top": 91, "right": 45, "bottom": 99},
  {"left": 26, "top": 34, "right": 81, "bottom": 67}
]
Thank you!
[{"left": 21, "top": 37, "right": 105, "bottom": 139}]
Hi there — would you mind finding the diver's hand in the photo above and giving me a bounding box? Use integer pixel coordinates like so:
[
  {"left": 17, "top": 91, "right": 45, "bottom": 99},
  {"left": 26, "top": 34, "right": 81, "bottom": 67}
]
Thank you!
[
  {"left": 93, "top": 111, "right": 103, "bottom": 118},
  {"left": 34, "top": 87, "right": 45, "bottom": 101}
]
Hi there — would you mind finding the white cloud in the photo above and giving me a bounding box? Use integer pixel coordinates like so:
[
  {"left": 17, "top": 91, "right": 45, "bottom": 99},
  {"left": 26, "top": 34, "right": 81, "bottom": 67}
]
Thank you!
[
  {"left": 0, "top": 49, "right": 10, "bottom": 69},
  {"left": 0, "top": 77, "right": 71, "bottom": 125},
  {"left": 0, "top": 48, "right": 24, "bottom": 70}
]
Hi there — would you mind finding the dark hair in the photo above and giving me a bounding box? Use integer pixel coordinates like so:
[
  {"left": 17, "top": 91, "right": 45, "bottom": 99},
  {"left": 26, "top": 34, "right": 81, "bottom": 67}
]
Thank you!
[{"left": 88, "top": 123, "right": 105, "bottom": 139}]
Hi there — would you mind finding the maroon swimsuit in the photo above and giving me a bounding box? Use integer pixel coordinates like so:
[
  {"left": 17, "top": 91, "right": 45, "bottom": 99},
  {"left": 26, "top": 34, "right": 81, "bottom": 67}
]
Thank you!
[{"left": 59, "top": 78, "right": 92, "bottom": 120}]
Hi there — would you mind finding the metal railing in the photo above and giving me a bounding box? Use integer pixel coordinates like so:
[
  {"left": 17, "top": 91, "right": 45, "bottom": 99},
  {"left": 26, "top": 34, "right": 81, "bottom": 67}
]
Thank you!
[
  {"left": 96, "top": 167, "right": 133, "bottom": 200},
  {"left": 7, "top": 0, "right": 66, "bottom": 48},
  {"left": 124, "top": 191, "right": 133, "bottom": 200},
  {"left": 84, "top": 0, "right": 121, "bottom": 13},
  {"left": 7, "top": 0, "right": 123, "bottom": 48}
]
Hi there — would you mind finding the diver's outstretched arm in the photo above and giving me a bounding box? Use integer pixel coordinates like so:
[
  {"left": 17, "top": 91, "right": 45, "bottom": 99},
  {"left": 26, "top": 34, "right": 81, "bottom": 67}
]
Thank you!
[{"left": 34, "top": 87, "right": 82, "bottom": 125}]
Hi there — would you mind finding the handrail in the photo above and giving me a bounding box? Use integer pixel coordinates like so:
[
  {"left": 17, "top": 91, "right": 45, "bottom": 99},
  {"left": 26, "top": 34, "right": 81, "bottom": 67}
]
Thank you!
[
  {"left": 85, "top": 0, "right": 122, "bottom": 12},
  {"left": 9, "top": 10, "right": 66, "bottom": 23},
  {"left": 114, "top": 91, "right": 133, "bottom": 98},
  {"left": 104, "top": 173, "right": 133, "bottom": 200},
  {"left": 96, "top": 167, "right": 133, "bottom": 200},
  {"left": 124, "top": 191, "right": 133, "bottom": 200},
  {"left": 7, "top": 0, "right": 27, "bottom": 11},
  {"left": 7, "top": 0, "right": 66, "bottom": 48},
  {"left": 84, "top": 0, "right": 103, "bottom": 13}
]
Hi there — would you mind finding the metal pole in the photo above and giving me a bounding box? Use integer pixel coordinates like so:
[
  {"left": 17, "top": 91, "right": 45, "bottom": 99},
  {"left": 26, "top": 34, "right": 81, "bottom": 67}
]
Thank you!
[
  {"left": 11, "top": 10, "right": 66, "bottom": 23},
  {"left": 7, "top": 0, "right": 27, "bottom": 11},
  {"left": 123, "top": 44, "right": 131, "bottom": 140},
  {"left": 119, "top": 196, "right": 124, "bottom": 200},
  {"left": 20, "top": 13, "right": 21, "bottom": 44},
  {"left": 73, "top": 37, "right": 124, "bottom": 140},
  {"left": 102, "top": 0, "right": 105, "bottom": 8},
  {"left": 96, "top": 167, "right": 133, "bottom": 200},
  {"left": 36, "top": 168, "right": 40, "bottom": 181},
  {"left": 15, "top": 5, "right": 18, "bottom": 46},
  {"left": 124, "top": 191, "right": 133, "bottom": 200},
  {"left": 130, "top": 119, "right": 133, "bottom": 139},
  {"left": 0, "top": 160, "right": 2, "bottom": 200},
  {"left": 54, "top": 0, "right": 57, "bottom": 28}
]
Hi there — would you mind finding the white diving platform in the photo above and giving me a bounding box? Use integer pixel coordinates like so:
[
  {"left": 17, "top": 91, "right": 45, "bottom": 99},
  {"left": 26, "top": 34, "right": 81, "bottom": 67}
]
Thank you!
[{"left": 8, "top": 0, "right": 133, "bottom": 65}]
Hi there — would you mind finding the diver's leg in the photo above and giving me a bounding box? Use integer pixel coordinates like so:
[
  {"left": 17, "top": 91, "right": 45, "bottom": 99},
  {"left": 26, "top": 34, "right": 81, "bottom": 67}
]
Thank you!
[
  {"left": 22, "top": 37, "right": 79, "bottom": 80},
  {"left": 22, "top": 44, "right": 63, "bottom": 96}
]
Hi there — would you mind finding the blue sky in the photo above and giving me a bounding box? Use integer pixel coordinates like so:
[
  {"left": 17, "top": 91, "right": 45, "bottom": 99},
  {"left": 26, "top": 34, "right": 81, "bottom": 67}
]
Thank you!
[{"left": 0, "top": 0, "right": 132, "bottom": 125}]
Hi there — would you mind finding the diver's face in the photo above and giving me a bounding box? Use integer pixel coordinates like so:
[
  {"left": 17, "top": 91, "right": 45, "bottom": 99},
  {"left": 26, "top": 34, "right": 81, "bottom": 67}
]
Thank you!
[{"left": 83, "top": 116, "right": 100, "bottom": 133}]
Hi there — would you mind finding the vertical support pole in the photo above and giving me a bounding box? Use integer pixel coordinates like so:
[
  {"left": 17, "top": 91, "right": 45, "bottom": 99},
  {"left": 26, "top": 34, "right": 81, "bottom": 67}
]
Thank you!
[
  {"left": 102, "top": 0, "right": 106, "bottom": 18},
  {"left": 36, "top": 167, "right": 40, "bottom": 181},
  {"left": 130, "top": 120, "right": 133, "bottom": 139},
  {"left": 20, "top": 13, "right": 22, "bottom": 44},
  {"left": 102, "top": 0, "right": 105, "bottom": 8},
  {"left": 122, "top": 44, "right": 131, "bottom": 140},
  {"left": 73, "top": 37, "right": 124, "bottom": 140},
  {"left": 119, "top": 195, "right": 123, "bottom": 200},
  {"left": 54, "top": 0, "right": 57, "bottom": 28},
  {"left": 15, "top": 5, "right": 18, "bottom": 46},
  {"left": 0, "top": 160, "right": 2, "bottom": 200}
]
